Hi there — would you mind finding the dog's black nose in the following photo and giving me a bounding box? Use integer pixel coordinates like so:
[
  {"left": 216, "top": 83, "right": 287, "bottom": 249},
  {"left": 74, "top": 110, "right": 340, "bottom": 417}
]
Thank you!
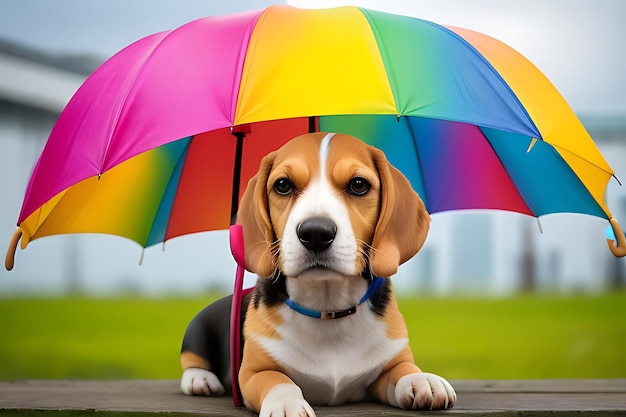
[{"left": 297, "top": 217, "right": 337, "bottom": 252}]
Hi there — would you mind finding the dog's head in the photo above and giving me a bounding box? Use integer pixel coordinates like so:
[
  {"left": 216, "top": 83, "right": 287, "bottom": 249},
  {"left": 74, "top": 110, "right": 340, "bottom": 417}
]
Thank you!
[{"left": 236, "top": 133, "right": 430, "bottom": 279}]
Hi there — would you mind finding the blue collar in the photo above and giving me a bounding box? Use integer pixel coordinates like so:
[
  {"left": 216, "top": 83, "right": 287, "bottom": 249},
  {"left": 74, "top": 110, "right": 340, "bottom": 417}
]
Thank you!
[{"left": 284, "top": 276, "right": 385, "bottom": 320}]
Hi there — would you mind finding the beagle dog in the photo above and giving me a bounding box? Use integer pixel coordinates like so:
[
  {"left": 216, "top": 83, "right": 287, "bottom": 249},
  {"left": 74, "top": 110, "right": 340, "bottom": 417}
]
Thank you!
[{"left": 180, "top": 133, "right": 456, "bottom": 416}]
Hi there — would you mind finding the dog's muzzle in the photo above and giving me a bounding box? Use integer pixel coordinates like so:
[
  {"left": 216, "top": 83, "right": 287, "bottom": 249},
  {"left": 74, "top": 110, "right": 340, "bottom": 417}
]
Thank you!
[{"left": 297, "top": 216, "right": 337, "bottom": 252}]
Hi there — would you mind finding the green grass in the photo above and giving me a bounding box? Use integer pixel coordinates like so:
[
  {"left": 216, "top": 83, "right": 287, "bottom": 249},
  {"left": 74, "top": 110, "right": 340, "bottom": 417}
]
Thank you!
[
  {"left": 398, "top": 292, "right": 626, "bottom": 379},
  {"left": 0, "top": 292, "right": 625, "bottom": 381},
  {"left": 0, "top": 296, "right": 220, "bottom": 380}
]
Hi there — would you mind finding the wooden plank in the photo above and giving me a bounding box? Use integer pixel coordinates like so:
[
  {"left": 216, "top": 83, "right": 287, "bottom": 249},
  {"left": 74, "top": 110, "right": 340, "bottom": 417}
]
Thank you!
[{"left": 1, "top": 379, "right": 625, "bottom": 415}]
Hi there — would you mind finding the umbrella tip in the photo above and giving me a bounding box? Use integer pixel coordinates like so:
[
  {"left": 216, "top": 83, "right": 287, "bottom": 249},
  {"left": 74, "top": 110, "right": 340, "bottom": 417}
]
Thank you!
[
  {"left": 607, "top": 218, "right": 626, "bottom": 258},
  {"left": 5, "top": 227, "right": 23, "bottom": 271}
]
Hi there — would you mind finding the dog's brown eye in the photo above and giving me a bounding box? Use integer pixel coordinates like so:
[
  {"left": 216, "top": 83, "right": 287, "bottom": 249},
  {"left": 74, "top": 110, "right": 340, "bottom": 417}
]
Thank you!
[
  {"left": 273, "top": 178, "right": 294, "bottom": 195},
  {"left": 348, "top": 177, "right": 370, "bottom": 196}
]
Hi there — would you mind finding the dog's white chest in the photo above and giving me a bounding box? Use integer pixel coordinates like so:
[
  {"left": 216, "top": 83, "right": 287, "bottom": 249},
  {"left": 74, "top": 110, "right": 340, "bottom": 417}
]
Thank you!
[{"left": 257, "top": 305, "right": 408, "bottom": 406}]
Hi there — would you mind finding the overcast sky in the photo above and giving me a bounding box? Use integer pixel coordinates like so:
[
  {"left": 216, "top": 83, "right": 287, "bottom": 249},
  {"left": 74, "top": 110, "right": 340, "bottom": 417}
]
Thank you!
[
  {"left": 1, "top": 0, "right": 624, "bottom": 115},
  {"left": 0, "top": 1, "right": 277, "bottom": 56}
]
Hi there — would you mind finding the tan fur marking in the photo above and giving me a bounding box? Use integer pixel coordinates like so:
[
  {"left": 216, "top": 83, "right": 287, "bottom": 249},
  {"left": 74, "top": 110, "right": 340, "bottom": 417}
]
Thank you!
[
  {"left": 180, "top": 350, "right": 210, "bottom": 371},
  {"left": 266, "top": 134, "right": 323, "bottom": 241},
  {"left": 240, "top": 368, "right": 295, "bottom": 412},
  {"left": 382, "top": 290, "right": 410, "bottom": 340},
  {"left": 366, "top": 286, "right": 420, "bottom": 403},
  {"left": 239, "top": 319, "right": 292, "bottom": 412},
  {"left": 244, "top": 297, "right": 284, "bottom": 340},
  {"left": 368, "top": 348, "right": 421, "bottom": 404},
  {"left": 237, "top": 133, "right": 327, "bottom": 277},
  {"left": 238, "top": 291, "right": 305, "bottom": 411},
  {"left": 368, "top": 145, "right": 430, "bottom": 277}
]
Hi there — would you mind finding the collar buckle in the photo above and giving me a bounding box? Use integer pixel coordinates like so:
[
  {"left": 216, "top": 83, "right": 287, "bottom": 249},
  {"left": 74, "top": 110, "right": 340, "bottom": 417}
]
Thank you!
[{"left": 322, "top": 310, "right": 337, "bottom": 319}]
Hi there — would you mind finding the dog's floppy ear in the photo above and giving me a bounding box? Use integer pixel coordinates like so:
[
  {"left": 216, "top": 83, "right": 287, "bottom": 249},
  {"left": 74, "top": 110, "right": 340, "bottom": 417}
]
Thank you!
[
  {"left": 369, "top": 147, "right": 430, "bottom": 278},
  {"left": 236, "top": 151, "right": 277, "bottom": 278}
]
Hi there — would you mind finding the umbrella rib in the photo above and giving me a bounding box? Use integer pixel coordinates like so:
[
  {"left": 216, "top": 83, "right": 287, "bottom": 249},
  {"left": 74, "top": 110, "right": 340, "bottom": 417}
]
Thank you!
[
  {"left": 548, "top": 142, "right": 616, "bottom": 178},
  {"left": 99, "top": 31, "right": 174, "bottom": 171},
  {"left": 548, "top": 142, "right": 615, "bottom": 218},
  {"left": 439, "top": 24, "right": 542, "bottom": 139},
  {"left": 401, "top": 116, "right": 430, "bottom": 211}
]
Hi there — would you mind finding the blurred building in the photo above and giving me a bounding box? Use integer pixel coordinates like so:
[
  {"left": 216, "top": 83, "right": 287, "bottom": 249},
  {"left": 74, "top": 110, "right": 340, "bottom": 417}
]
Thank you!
[
  {"left": 1, "top": 39, "right": 625, "bottom": 296},
  {"left": 0, "top": 40, "right": 98, "bottom": 294}
]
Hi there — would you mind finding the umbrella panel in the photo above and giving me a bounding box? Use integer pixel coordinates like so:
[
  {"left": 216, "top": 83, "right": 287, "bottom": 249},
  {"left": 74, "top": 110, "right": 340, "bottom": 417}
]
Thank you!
[
  {"left": 320, "top": 115, "right": 606, "bottom": 219},
  {"left": 19, "top": 139, "right": 186, "bottom": 248},
  {"left": 482, "top": 127, "right": 607, "bottom": 218},
  {"left": 162, "top": 117, "right": 312, "bottom": 243},
  {"left": 19, "top": 118, "right": 312, "bottom": 249}
]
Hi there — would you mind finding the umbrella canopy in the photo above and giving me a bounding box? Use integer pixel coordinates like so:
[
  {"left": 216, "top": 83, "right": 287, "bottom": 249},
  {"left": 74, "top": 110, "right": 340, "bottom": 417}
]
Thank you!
[{"left": 6, "top": 5, "right": 626, "bottom": 270}]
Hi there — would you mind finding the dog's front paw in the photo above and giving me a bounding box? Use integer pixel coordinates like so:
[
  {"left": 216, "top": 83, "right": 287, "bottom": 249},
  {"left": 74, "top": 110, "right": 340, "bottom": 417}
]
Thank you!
[
  {"left": 394, "top": 372, "right": 456, "bottom": 410},
  {"left": 180, "top": 368, "right": 225, "bottom": 396},
  {"left": 260, "top": 383, "right": 315, "bottom": 417}
]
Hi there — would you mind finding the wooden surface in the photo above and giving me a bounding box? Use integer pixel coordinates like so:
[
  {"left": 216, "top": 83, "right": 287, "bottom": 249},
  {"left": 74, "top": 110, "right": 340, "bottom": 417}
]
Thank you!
[{"left": 1, "top": 379, "right": 626, "bottom": 415}]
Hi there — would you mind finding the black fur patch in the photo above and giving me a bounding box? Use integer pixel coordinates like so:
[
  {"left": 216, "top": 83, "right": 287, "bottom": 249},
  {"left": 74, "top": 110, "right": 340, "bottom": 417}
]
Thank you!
[
  {"left": 253, "top": 271, "right": 288, "bottom": 309},
  {"left": 367, "top": 278, "right": 391, "bottom": 317}
]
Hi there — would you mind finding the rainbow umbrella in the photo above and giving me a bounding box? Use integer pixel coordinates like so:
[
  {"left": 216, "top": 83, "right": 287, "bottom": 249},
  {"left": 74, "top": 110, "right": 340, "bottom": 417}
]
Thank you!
[{"left": 6, "top": 5, "right": 626, "bottom": 271}]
